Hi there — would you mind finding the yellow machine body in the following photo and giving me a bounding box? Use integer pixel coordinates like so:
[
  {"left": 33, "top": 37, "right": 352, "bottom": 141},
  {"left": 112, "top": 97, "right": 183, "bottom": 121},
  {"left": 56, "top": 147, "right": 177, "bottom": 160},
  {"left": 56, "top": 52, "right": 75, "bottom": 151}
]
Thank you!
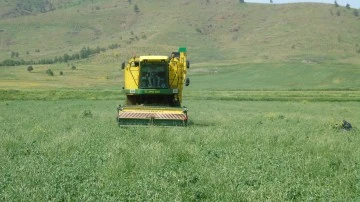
[{"left": 117, "top": 47, "right": 190, "bottom": 126}]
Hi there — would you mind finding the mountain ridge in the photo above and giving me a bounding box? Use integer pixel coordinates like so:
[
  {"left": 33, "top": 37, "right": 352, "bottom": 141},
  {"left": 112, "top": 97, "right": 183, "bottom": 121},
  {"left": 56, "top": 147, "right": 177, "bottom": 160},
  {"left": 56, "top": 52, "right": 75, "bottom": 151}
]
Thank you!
[{"left": 0, "top": 0, "right": 359, "bottom": 65}]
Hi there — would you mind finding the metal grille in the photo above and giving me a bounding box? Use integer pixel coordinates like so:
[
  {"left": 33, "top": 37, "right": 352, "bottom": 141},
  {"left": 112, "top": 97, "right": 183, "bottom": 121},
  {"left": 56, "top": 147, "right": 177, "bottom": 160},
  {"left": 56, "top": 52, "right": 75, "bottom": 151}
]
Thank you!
[{"left": 119, "top": 112, "right": 187, "bottom": 120}]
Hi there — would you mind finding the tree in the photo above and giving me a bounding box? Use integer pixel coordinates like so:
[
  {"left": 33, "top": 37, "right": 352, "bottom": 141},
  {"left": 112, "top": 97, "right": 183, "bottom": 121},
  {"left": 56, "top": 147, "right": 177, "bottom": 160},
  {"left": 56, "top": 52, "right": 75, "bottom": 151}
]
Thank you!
[
  {"left": 63, "top": 53, "right": 70, "bottom": 62},
  {"left": 27, "top": 66, "right": 33, "bottom": 72},
  {"left": 346, "top": 3, "right": 350, "bottom": 9},
  {"left": 11, "top": 51, "right": 19, "bottom": 58},
  {"left": 239, "top": 0, "right": 245, "bottom": 3},
  {"left": 334, "top": 0, "right": 339, "bottom": 7},
  {"left": 134, "top": 4, "right": 140, "bottom": 13},
  {"left": 80, "top": 47, "right": 91, "bottom": 58},
  {"left": 45, "top": 69, "right": 54, "bottom": 76},
  {"left": 270, "top": 0, "right": 273, "bottom": 3},
  {"left": 71, "top": 53, "right": 80, "bottom": 60}
]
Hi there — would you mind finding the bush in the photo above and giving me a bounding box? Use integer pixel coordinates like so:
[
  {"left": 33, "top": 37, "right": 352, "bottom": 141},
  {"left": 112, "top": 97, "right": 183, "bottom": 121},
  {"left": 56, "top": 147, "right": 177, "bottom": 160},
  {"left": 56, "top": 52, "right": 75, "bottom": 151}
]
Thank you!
[
  {"left": 82, "top": 110, "right": 93, "bottom": 117},
  {"left": 71, "top": 65, "right": 76, "bottom": 70},
  {"left": 59, "top": 71, "right": 63, "bottom": 76},
  {"left": 354, "top": 9, "right": 359, "bottom": 16},
  {"left": 134, "top": 4, "right": 140, "bottom": 13},
  {"left": 63, "top": 54, "right": 70, "bottom": 62},
  {"left": 11, "top": 51, "right": 19, "bottom": 58},
  {"left": 1, "top": 59, "right": 22, "bottom": 66},
  {"left": 45, "top": 69, "right": 54, "bottom": 76},
  {"left": 27, "top": 66, "right": 33, "bottom": 72},
  {"left": 109, "top": 44, "right": 120, "bottom": 49}
]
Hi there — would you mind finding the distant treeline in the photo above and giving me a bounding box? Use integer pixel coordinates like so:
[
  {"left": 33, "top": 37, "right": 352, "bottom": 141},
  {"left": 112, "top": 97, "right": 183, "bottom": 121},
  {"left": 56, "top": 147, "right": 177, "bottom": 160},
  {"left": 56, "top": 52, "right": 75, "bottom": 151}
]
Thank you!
[
  {"left": 0, "top": 44, "right": 119, "bottom": 67},
  {"left": 8, "top": 0, "right": 86, "bottom": 16}
]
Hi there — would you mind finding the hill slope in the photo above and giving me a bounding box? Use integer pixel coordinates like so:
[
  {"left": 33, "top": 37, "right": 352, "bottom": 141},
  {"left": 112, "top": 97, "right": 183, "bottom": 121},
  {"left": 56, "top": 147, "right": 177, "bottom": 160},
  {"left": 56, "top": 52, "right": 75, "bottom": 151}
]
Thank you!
[{"left": 0, "top": 0, "right": 359, "bottom": 65}]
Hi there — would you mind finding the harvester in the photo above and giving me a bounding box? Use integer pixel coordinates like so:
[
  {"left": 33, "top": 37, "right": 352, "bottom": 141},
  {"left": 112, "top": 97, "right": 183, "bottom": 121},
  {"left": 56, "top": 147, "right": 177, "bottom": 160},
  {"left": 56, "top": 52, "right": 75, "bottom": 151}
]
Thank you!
[{"left": 117, "top": 47, "right": 190, "bottom": 126}]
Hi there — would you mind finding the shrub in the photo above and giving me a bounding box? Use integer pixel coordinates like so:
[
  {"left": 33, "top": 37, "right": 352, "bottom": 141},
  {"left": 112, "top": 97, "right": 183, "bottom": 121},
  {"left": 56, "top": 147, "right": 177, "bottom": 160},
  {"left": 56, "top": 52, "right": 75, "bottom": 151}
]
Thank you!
[
  {"left": 71, "top": 65, "right": 76, "bottom": 70},
  {"left": 59, "top": 71, "right": 63, "bottom": 76},
  {"left": 45, "top": 69, "right": 54, "bottom": 76},
  {"left": 63, "top": 54, "right": 70, "bottom": 62},
  {"left": 354, "top": 9, "right": 359, "bottom": 16},
  {"left": 109, "top": 44, "right": 120, "bottom": 49},
  {"left": 134, "top": 4, "right": 140, "bottom": 13},
  {"left": 82, "top": 110, "right": 93, "bottom": 117},
  {"left": 11, "top": 51, "right": 19, "bottom": 58},
  {"left": 27, "top": 66, "right": 33, "bottom": 72}
]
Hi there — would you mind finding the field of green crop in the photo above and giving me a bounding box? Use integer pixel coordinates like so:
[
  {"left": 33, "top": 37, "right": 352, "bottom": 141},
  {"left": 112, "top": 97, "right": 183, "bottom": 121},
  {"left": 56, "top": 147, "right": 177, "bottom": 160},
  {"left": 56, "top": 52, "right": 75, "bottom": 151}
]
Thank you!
[
  {"left": 1, "top": 60, "right": 360, "bottom": 201},
  {"left": 1, "top": 98, "right": 359, "bottom": 201}
]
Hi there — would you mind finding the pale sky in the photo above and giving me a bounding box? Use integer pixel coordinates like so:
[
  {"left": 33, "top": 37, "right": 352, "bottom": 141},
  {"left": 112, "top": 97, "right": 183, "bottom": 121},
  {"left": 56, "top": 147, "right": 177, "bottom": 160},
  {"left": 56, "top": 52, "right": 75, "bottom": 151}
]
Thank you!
[{"left": 246, "top": 0, "right": 360, "bottom": 8}]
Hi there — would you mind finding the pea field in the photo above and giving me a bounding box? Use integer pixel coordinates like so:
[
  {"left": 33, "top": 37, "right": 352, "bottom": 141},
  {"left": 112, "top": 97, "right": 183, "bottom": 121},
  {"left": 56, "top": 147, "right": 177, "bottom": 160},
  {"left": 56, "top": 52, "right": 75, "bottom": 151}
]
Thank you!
[{"left": 1, "top": 62, "right": 360, "bottom": 201}]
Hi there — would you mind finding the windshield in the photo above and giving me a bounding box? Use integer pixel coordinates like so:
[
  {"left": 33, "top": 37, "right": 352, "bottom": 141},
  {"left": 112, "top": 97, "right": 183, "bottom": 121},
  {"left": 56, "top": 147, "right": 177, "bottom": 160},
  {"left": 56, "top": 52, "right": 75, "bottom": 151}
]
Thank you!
[{"left": 139, "top": 62, "right": 169, "bottom": 89}]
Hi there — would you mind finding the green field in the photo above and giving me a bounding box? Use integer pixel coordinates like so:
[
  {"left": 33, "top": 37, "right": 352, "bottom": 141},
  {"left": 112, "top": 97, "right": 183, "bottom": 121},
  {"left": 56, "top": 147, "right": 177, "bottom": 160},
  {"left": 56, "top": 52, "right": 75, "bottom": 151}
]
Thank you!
[
  {"left": 1, "top": 0, "right": 360, "bottom": 201},
  {"left": 1, "top": 99, "right": 359, "bottom": 201},
  {"left": 1, "top": 63, "right": 360, "bottom": 200}
]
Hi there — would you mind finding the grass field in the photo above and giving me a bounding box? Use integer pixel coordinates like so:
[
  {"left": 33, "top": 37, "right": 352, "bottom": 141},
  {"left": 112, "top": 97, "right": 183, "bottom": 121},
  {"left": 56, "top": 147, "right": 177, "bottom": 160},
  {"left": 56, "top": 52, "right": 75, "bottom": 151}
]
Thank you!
[
  {"left": 1, "top": 58, "right": 360, "bottom": 201},
  {"left": 1, "top": 99, "right": 359, "bottom": 201}
]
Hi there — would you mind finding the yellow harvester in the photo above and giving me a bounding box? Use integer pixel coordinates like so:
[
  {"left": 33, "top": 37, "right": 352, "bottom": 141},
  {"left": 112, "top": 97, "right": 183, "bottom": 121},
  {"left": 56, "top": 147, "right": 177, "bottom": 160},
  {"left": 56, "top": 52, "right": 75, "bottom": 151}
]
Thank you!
[{"left": 117, "top": 47, "right": 190, "bottom": 126}]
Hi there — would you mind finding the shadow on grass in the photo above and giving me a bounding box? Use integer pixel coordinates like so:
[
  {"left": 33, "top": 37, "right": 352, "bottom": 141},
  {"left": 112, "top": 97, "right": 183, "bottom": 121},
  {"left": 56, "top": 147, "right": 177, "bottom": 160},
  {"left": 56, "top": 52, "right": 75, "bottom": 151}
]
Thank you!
[{"left": 187, "top": 120, "right": 214, "bottom": 127}]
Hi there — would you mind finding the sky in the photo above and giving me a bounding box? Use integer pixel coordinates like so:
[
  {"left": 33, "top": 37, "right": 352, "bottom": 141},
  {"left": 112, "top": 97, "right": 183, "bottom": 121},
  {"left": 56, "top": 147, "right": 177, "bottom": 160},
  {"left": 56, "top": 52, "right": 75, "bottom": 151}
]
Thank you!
[{"left": 245, "top": 0, "right": 360, "bottom": 8}]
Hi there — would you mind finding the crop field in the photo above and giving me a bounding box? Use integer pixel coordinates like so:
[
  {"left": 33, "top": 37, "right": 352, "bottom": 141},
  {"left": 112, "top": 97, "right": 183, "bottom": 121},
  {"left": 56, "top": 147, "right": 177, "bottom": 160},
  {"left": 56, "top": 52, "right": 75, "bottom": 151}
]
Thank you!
[
  {"left": 1, "top": 98, "right": 359, "bottom": 201},
  {"left": 0, "top": 64, "right": 360, "bottom": 201},
  {"left": 1, "top": 62, "right": 360, "bottom": 201},
  {"left": 1, "top": 61, "right": 360, "bottom": 201}
]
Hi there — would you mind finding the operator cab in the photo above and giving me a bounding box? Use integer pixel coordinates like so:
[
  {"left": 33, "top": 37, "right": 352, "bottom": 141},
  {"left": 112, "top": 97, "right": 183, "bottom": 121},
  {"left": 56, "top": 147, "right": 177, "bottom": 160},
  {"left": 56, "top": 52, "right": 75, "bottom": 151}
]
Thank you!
[
  {"left": 139, "top": 59, "right": 169, "bottom": 89},
  {"left": 126, "top": 56, "right": 179, "bottom": 107}
]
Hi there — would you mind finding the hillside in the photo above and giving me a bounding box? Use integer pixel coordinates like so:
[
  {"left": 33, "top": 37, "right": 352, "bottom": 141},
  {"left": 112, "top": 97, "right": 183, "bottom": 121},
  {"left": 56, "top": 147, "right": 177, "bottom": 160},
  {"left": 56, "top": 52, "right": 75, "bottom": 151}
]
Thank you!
[{"left": 0, "top": 0, "right": 360, "bottom": 65}]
